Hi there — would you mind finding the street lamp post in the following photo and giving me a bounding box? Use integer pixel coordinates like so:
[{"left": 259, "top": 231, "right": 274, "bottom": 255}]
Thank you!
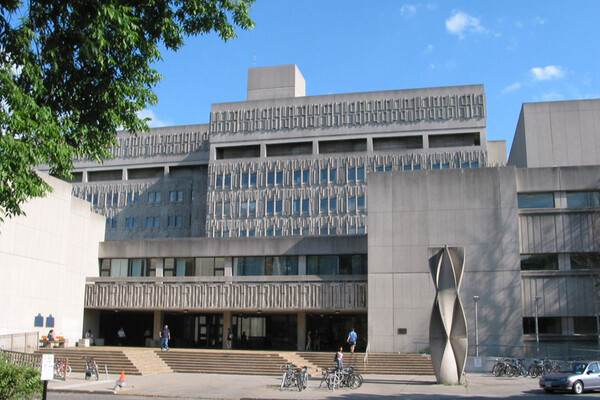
[
  {"left": 473, "top": 295, "right": 480, "bottom": 358},
  {"left": 534, "top": 295, "right": 542, "bottom": 358}
]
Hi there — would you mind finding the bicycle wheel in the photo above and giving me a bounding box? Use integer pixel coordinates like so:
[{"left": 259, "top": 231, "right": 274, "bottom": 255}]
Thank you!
[
  {"left": 297, "top": 372, "right": 304, "bottom": 392},
  {"left": 303, "top": 370, "right": 308, "bottom": 389},
  {"left": 492, "top": 363, "right": 502, "bottom": 377},
  {"left": 351, "top": 373, "right": 363, "bottom": 388},
  {"left": 66, "top": 365, "right": 72, "bottom": 377},
  {"left": 54, "top": 363, "right": 65, "bottom": 380},
  {"left": 91, "top": 363, "right": 99, "bottom": 380}
]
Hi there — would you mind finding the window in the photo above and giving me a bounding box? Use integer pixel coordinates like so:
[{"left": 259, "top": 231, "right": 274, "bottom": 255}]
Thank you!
[
  {"left": 518, "top": 193, "right": 554, "bottom": 208},
  {"left": 321, "top": 169, "right": 328, "bottom": 183},
  {"left": 241, "top": 201, "right": 248, "bottom": 217},
  {"left": 164, "top": 258, "right": 195, "bottom": 277},
  {"left": 146, "top": 217, "right": 159, "bottom": 228},
  {"left": 320, "top": 227, "right": 328, "bottom": 235},
  {"left": 357, "top": 196, "right": 365, "bottom": 211},
  {"left": 92, "top": 193, "right": 98, "bottom": 206},
  {"left": 330, "top": 198, "right": 337, "bottom": 212},
  {"left": 125, "top": 217, "right": 139, "bottom": 228},
  {"left": 250, "top": 172, "right": 257, "bottom": 186},
  {"left": 127, "top": 192, "right": 139, "bottom": 204},
  {"left": 249, "top": 201, "right": 256, "bottom": 216},
  {"left": 267, "top": 200, "right": 274, "bottom": 215},
  {"left": 216, "top": 174, "right": 223, "bottom": 187},
  {"left": 442, "top": 163, "right": 450, "bottom": 169},
  {"left": 276, "top": 171, "right": 283, "bottom": 185},
  {"left": 147, "top": 191, "right": 161, "bottom": 203},
  {"left": 413, "top": 164, "right": 421, "bottom": 170},
  {"left": 302, "top": 199, "right": 309, "bottom": 214},
  {"left": 294, "top": 170, "right": 301, "bottom": 184},
  {"left": 267, "top": 171, "right": 275, "bottom": 185},
  {"left": 168, "top": 215, "right": 182, "bottom": 227},
  {"left": 293, "top": 199, "right": 301, "bottom": 214},
  {"left": 249, "top": 230, "right": 255, "bottom": 237},
  {"left": 275, "top": 229, "right": 282, "bottom": 236},
  {"left": 275, "top": 200, "right": 282, "bottom": 214},
  {"left": 195, "top": 257, "right": 225, "bottom": 276},
  {"left": 570, "top": 252, "right": 600, "bottom": 270},
  {"left": 321, "top": 198, "right": 328, "bottom": 213},
  {"left": 357, "top": 167, "right": 365, "bottom": 181},
  {"left": 348, "top": 168, "right": 356, "bottom": 181},
  {"left": 293, "top": 228, "right": 300, "bottom": 236},
  {"left": 241, "top": 173, "right": 249, "bottom": 187},
  {"left": 349, "top": 197, "right": 356, "bottom": 212},
  {"left": 303, "top": 170, "right": 309, "bottom": 184},
  {"left": 224, "top": 174, "right": 231, "bottom": 187},
  {"left": 307, "top": 255, "right": 367, "bottom": 275},
  {"left": 215, "top": 203, "right": 222, "bottom": 217},
  {"left": 521, "top": 254, "right": 558, "bottom": 270},
  {"left": 461, "top": 162, "right": 469, "bottom": 168},
  {"left": 567, "top": 191, "right": 600, "bottom": 207},
  {"left": 574, "top": 317, "right": 598, "bottom": 334},
  {"left": 170, "top": 190, "right": 184, "bottom": 202},
  {"left": 523, "top": 317, "right": 562, "bottom": 334},
  {"left": 236, "top": 256, "right": 298, "bottom": 276},
  {"left": 330, "top": 169, "right": 337, "bottom": 182}
]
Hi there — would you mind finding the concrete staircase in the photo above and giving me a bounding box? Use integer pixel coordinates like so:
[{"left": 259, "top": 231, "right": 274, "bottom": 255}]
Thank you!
[
  {"left": 296, "top": 351, "right": 434, "bottom": 375},
  {"left": 35, "top": 347, "right": 140, "bottom": 375},
  {"left": 156, "top": 349, "right": 288, "bottom": 376},
  {"left": 122, "top": 348, "right": 172, "bottom": 375}
]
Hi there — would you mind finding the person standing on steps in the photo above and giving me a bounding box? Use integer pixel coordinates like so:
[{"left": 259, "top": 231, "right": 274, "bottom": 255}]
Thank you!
[
  {"left": 117, "top": 327, "right": 126, "bottom": 346},
  {"left": 226, "top": 328, "right": 233, "bottom": 349},
  {"left": 306, "top": 330, "right": 312, "bottom": 351},
  {"left": 159, "top": 324, "right": 170, "bottom": 351},
  {"left": 347, "top": 328, "right": 357, "bottom": 354},
  {"left": 335, "top": 347, "right": 344, "bottom": 369}
]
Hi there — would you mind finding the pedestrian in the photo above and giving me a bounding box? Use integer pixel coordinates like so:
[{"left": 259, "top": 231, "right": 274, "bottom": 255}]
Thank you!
[
  {"left": 226, "top": 328, "right": 233, "bottom": 349},
  {"left": 306, "top": 330, "right": 312, "bottom": 351},
  {"left": 347, "top": 328, "right": 357, "bottom": 353},
  {"left": 335, "top": 347, "right": 344, "bottom": 369},
  {"left": 117, "top": 327, "right": 126, "bottom": 345},
  {"left": 159, "top": 324, "right": 170, "bottom": 351},
  {"left": 313, "top": 330, "right": 320, "bottom": 350}
]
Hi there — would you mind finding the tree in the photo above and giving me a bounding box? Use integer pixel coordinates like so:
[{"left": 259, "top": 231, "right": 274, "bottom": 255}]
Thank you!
[{"left": 0, "top": 0, "right": 254, "bottom": 223}]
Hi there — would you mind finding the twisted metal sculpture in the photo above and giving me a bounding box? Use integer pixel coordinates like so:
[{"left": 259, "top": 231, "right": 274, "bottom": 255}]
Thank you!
[{"left": 428, "top": 245, "right": 467, "bottom": 384}]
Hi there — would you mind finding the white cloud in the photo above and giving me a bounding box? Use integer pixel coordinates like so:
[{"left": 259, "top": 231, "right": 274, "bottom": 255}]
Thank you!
[
  {"left": 530, "top": 65, "right": 565, "bottom": 81},
  {"left": 445, "top": 10, "right": 486, "bottom": 39},
  {"left": 534, "top": 92, "right": 564, "bottom": 102},
  {"left": 137, "top": 109, "right": 170, "bottom": 128},
  {"left": 400, "top": 4, "right": 418, "bottom": 17},
  {"left": 423, "top": 44, "right": 434, "bottom": 54},
  {"left": 502, "top": 82, "right": 521, "bottom": 93}
]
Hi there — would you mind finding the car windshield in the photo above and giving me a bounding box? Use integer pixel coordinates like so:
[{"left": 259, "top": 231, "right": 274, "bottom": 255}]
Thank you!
[{"left": 560, "top": 363, "right": 588, "bottom": 374}]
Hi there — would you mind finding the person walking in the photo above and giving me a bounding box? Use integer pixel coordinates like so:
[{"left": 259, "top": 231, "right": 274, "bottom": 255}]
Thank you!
[
  {"left": 117, "top": 327, "right": 126, "bottom": 346},
  {"left": 347, "top": 328, "right": 357, "bottom": 353},
  {"left": 335, "top": 347, "right": 344, "bottom": 369},
  {"left": 159, "top": 324, "right": 170, "bottom": 351},
  {"left": 305, "top": 330, "right": 312, "bottom": 351},
  {"left": 226, "top": 328, "right": 233, "bottom": 349}
]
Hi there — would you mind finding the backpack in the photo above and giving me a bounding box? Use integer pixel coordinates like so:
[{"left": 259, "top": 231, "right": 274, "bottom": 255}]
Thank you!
[{"left": 334, "top": 353, "right": 338, "bottom": 362}]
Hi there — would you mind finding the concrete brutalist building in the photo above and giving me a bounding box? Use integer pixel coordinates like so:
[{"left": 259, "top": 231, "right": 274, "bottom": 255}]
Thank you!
[{"left": 32, "top": 65, "right": 599, "bottom": 358}]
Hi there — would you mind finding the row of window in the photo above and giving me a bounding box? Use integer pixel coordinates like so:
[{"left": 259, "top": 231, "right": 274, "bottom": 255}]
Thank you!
[
  {"left": 214, "top": 196, "right": 366, "bottom": 218},
  {"left": 106, "top": 215, "right": 185, "bottom": 229},
  {"left": 214, "top": 226, "right": 366, "bottom": 238},
  {"left": 99, "top": 254, "right": 367, "bottom": 277},
  {"left": 518, "top": 191, "right": 600, "bottom": 209},
  {"left": 520, "top": 253, "right": 600, "bottom": 270},
  {"left": 86, "top": 190, "right": 186, "bottom": 208},
  {"left": 213, "top": 162, "right": 480, "bottom": 190},
  {"left": 523, "top": 317, "right": 597, "bottom": 335}
]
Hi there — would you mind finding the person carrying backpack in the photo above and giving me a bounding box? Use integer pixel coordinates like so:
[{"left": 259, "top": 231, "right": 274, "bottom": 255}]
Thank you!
[{"left": 334, "top": 347, "right": 343, "bottom": 369}]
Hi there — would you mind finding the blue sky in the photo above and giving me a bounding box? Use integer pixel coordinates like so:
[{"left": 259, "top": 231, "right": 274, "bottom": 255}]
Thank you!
[{"left": 143, "top": 0, "right": 600, "bottom": 151}]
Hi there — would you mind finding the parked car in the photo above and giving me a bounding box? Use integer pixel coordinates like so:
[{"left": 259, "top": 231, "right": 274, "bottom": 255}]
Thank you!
[{"left": 539, "top": 361, "right": 600, "bottom": 394}]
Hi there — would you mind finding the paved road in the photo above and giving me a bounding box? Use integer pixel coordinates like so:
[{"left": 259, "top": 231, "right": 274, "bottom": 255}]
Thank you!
[{"left": 47, "top": 372, "right": 600, "bottom": 399}]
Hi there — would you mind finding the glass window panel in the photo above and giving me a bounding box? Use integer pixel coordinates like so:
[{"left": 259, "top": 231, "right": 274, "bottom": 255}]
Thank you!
[
  {"left": 302, "top": 199, "right": 309, "bottom": 213},
  {"left": 330, "top": 169, "right": 337, "bottom": 181},
  {"left": 242, "top": 174, "right": 249, "bottom": 186},
  {"left": 567, "top": 191, "right": 600, "bottom": 207},
  {"left": 267, "top": 172, "right": 274, "bottom": 185},
  {"left": 293, "top": 199, "right": 300, "bottom": 214},
  {"left": 520, "top": 254, "right": 558, "bottom": 270},
  {"left": 250, "top": 173, "right": 257, "bottom": 186},
  {"left": 570, "top": 252, "right": 600, "bottom": 270},
  {"left": 321, "top": 169, "right": 327, "bottom": 183},
  {"left": 276, "top": 200, "right": 282, "bottom": 213},
  {"left": 349, "top": 197, "right": 356, "bottom": 212},
  {"left": 241, "top": 201, "right": 248, "bottom": 216},
  {"left": 225, "top": 174, "right": 231, "bottom": 187},
  {"left": 224, "top": 202, "right": 230, "bottom": 217},
  {"left": 518, "top": 193, "right": 554, "bottom": 208},
  {"left": 267, "top": 200, "right": 274, "bottom": 214},
  {"left": 237, "top": 257, "right": 264, "bottom": 276},
  {"left": 348, "top": 168, "right": 356, "bottom": 181},
  {"left": 216, "top": 175, "right": 223, "bottom": 187},
  {"left": 294, "top": 170, "right": 301, "bottom": 184},
  {"left": 303, "top": 170, "right": 309, "bottom": 184},
  {"left": 321, "top": 198, "right": 328, "bottom": 212},
  {"left": 130, "top": 259, "right": 146, "bottom": 277},
  {"left": 357, "top": 167, "right": 365, "bottom": 181},
  {"left": 330, "top": 198, "right": 336, "bottom": 212},
  {"left": 276, "top": 171, "right": 283, "bottom": 185},
  {"left": 110, "top": 259, "right": 128, "bottom": 277},
  {"left": 249, "top": 201, "right": 256, "bottom": 216},
  {"left": 574, "top": 317, "right": 598, "bottom": 334},
  {"left": 357, "top": 196, "right": 365, "bottom": 211}
]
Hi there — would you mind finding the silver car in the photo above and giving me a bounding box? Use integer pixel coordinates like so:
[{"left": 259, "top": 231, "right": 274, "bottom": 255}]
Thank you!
[{"left": 539, "top": 361, "right": 600, "bottom": 394}]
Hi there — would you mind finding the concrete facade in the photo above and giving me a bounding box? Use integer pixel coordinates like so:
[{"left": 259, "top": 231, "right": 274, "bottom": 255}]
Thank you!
[
  {"left": 16, "top": 65, "right": 598, "bottom": 358},
  {"left": 0, "top": 174, "right": 105, "bottom": 346}
]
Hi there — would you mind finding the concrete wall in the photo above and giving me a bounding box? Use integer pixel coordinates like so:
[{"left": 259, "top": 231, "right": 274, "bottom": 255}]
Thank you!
[
  {"left": 0, "top": 174, "right": 105, "bottom": 345},
  {"left": 508, "top": 99, "right": 600, "bottom": 168},
  {"left": 367, "top": 167, "right": 523, "bottom": 355}
]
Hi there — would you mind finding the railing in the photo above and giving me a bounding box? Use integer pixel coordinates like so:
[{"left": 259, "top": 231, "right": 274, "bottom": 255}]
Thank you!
[
  {"left": 85, "top": 275, "right": 368, "bottom": 311},
  {"left": 0, "top": 332, "right": 39, "bottom": 353},
  {"left": 1, "top": 349, "right": 42, "bottom": 369},
  {"left": 363, "top": 341, "right": 370, "bottom": 370}
]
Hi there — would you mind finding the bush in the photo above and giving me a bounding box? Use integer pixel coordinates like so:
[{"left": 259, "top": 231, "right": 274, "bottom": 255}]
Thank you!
[{"left": 0, "top": 353, "right": 44, "bottom": 399}]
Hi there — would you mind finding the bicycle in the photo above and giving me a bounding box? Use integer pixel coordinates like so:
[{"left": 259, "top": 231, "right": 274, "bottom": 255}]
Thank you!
[
  {"left": 84, "top": 356, "right": 99, "bottom": 380},
  {"left": 53, "top": 358, "right": 71, "bottom": 380},
  {"left": 279, "top": 364, "right": 308, "bottom": 391}
]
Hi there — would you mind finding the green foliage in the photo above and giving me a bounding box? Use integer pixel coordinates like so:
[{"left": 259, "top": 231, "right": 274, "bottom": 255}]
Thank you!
[
  {"left": 0, "top": 0, "right": 254, "bottom": 223},
  {"left": 0, "top": 353, "right": 44, "bottom": 399}
]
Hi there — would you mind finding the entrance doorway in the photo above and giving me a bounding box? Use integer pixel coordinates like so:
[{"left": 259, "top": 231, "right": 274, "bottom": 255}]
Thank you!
[
  {"left": 163, "top": 313, "right": 223, "bottom": 348},
  {"left": 306, "top": 313, "right": 367, "bottom": 352},
  {"left": 231, "top": 313, "right": 297, "bottom": 350}
]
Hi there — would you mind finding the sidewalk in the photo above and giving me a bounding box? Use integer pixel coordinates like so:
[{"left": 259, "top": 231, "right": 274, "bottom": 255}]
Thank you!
[{"left": 48, "top": 372, "right": 546, "bottom": 399}]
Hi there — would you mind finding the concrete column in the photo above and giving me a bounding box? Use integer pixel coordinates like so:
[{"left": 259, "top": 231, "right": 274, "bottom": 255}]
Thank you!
[
  {"left": 224, "top": 257, "right": 234, "bottom": 277},
  {"left": 298, "top": 256, "right": 307, "bottom": 275},
  {"left": 223, "top": 311, "right": 232, "bottom": 349},
  {"left": 297, "top": 311, "right": 306, "bottom": 351},
  {"left": 122, "top": 169, "right": 128, "bottom": 180},
  {"left": 153, "top": 310, "right": 164, "bottom": 345},
  {"left": 260, "top": 143, "right": 267, "bottom": 158},
  {"left": 313, "top": 139, "right": 319, "bottom": 155},
  {"left": 82, "top": 171, "right": 88, "bottom": 183}
]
